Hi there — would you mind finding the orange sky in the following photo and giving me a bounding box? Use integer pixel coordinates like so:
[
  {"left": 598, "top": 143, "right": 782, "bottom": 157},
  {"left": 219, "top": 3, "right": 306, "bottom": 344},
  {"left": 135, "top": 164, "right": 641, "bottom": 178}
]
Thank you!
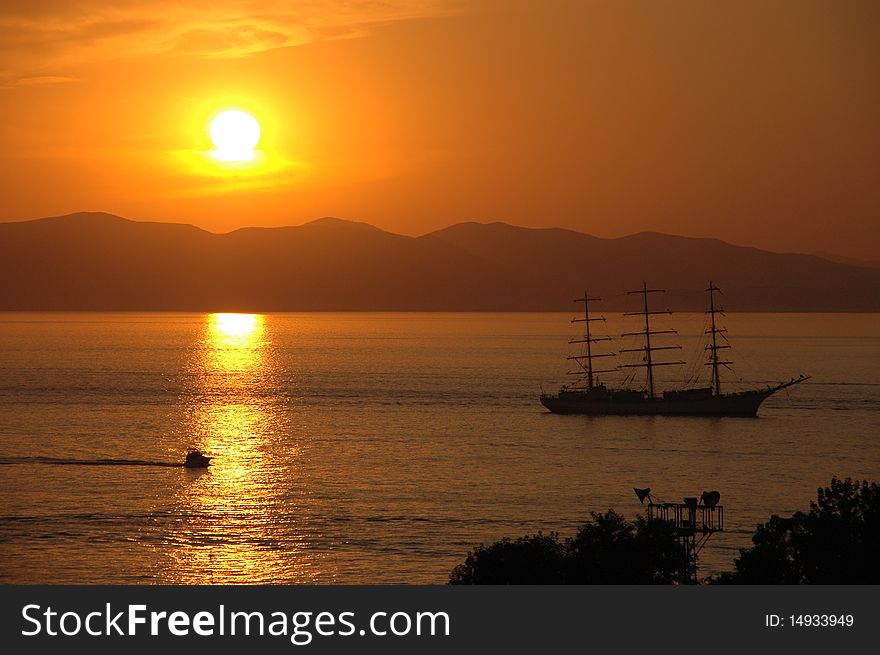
[{"left": 0, "top": 0, "right": 878, "bottom": 259}]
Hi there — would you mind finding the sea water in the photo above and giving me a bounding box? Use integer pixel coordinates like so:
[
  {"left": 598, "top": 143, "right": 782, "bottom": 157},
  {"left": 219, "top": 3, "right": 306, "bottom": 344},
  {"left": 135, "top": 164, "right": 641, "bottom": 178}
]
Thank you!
[{"left": 0, "top": 312, "right": 877, "bottom": 583}]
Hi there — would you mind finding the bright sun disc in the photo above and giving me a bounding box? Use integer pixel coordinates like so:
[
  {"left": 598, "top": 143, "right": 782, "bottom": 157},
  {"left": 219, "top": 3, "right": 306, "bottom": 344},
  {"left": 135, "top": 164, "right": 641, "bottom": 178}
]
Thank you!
[{"left": 210, "top": 110, "right": 261, "bottom": 161}]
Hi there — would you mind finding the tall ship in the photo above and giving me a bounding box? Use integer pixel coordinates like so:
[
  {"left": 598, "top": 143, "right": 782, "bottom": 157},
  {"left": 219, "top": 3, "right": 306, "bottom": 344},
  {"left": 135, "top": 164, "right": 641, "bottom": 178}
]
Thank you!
[{"left": 540, "top": 281, "right": 809, "bottom": 417}]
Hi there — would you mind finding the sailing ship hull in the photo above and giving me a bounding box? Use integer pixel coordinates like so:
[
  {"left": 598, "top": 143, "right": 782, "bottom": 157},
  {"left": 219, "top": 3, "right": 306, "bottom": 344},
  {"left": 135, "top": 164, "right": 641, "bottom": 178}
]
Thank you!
[
  {"left": 540, "top": 388, "right": 774, "bottom": 417},
  {"left": 542, "top": 282, "right": 808, "bottom": 417}
]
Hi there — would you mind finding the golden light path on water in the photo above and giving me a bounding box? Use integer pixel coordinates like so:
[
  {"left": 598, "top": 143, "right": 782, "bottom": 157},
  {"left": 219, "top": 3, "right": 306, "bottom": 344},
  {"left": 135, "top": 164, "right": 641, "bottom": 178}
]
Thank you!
[{"left": 158, "top": 313, "right": 324, "bottom": 583}]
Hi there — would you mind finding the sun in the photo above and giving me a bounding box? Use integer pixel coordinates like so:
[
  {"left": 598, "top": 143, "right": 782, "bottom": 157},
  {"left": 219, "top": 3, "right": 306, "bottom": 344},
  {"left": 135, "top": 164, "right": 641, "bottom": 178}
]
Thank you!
[{"left": 210, "top": 110, "right": 261, "bottom": 162}]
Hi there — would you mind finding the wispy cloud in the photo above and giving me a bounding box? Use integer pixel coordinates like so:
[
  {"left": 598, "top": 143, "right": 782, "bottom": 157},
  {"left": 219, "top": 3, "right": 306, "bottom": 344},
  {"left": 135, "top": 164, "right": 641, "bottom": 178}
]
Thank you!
[
  {"left": 8, "top": 75, "right": 79, "bottom": 87},
  {"left": 0, "top": 0, "right": 459, "bottom": 82}
]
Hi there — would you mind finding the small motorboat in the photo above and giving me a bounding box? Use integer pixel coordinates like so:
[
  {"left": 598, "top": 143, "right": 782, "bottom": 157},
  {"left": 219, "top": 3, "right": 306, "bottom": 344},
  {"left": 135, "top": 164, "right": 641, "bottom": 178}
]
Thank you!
[{"left": 184, "top": 450, "right": 212, "bottom": 468}]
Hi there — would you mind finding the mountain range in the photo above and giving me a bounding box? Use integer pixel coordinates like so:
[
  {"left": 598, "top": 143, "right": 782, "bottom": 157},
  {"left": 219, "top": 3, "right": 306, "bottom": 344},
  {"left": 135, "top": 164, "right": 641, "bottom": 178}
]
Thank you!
[{"left": 0, "top": 212, "right": 877, "bottom": 311}]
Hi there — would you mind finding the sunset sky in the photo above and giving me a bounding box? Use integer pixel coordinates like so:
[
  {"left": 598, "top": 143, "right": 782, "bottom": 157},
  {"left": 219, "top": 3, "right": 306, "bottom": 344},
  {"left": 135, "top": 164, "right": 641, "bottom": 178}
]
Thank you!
[{"left": 1, "top": 0, "right": 877, "bottom": 259}]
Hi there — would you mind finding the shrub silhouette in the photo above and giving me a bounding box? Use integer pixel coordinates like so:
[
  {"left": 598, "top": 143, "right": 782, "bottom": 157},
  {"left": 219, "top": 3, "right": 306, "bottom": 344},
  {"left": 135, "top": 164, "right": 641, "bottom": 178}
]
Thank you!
[
  {"left": 449, "top": 510, "right": 686, "bottom": 584},
  {"left": 567, "top": 510, "right": 684, "bottom": 583},
  {"left": 715, "top": 477, "right": 880, "bottom": 584},
  {"left": 448, "top": 531, "right": 567, "bottom": 584}
]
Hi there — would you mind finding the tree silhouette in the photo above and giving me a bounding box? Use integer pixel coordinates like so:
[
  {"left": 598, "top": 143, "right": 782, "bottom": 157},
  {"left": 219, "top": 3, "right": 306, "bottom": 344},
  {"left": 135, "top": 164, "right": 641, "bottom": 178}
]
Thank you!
[
  {"left": 449, "top": 510, "right": 686, "bottom": 584},
  {"left": 567, "top": 510, "right": 684, "bottom": 584},
  {"left": 715, "top": 477, "right": 880, "bottom": 584},
  {"left": 449, "top": 531, "right": 566, "bottom": 584}
]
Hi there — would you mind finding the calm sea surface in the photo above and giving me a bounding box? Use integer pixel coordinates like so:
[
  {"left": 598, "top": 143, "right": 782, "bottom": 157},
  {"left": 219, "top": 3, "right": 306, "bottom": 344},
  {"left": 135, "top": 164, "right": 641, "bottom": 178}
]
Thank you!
[{"left": 0, "top": 312, "right": 878, "bottom": 583}]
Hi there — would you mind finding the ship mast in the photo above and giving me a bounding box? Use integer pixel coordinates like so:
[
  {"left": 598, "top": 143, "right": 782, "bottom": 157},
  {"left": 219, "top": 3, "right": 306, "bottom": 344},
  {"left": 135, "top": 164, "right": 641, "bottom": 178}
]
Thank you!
[
  {"left": 705, "top": 280, "right": 731, "bottom": 396},
  {"left": 568, "top": 291, "right": 615, "bottom": 389},
  {"left": 619, "top": 282, "right": 684, "bottom": 399}
]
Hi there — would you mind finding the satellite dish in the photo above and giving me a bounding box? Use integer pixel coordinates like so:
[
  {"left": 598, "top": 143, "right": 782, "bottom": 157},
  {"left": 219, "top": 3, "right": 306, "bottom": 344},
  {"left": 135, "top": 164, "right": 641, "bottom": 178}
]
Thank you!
[
  {"left": 701, "top": 490, "right": 721, "bottom": 508},
  {"left": 633, "top": 487, "right": 652, "bottom": 504}
]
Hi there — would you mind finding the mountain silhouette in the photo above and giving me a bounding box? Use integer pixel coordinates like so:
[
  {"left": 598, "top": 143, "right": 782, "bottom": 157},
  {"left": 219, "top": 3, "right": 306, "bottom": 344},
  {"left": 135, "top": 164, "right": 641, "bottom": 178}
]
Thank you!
[
  {"left": 813, "top": 250, "right": 880, "bottom": 269},
  {"left": 0, "top": 212, "right": 877, "bottom": 311}
]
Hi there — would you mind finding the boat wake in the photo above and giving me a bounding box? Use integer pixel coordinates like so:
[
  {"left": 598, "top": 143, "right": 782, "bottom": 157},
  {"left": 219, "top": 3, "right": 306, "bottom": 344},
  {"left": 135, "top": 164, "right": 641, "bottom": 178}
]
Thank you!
[{"left": 0, "top": 456, "right": 184, "bottom": 467}]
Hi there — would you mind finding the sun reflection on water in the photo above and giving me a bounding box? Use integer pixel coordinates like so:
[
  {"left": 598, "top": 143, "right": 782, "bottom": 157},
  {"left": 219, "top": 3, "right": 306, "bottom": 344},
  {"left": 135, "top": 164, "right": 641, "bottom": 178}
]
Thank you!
[
  {"left": 159, "top": 313, "right": 324, "bottom": 583},
  {"left": 212, "top": 312, "right": 262, "bottom": 343},
  {"left": 206, "top": 313, "right": 265, "bottom": 373}
]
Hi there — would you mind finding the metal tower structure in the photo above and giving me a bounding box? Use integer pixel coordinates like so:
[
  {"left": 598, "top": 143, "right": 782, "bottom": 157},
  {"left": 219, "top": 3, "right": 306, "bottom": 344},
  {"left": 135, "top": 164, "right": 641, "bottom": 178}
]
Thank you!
[{"left": 634, "top": 486, "right": 724, "bottom": 584}]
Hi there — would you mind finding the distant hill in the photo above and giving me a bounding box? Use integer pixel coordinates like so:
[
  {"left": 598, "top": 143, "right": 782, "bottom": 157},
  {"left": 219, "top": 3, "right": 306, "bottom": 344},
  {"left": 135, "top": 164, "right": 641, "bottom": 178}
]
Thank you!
[
  {"left": 0, "top": 212, "right": 877, "bottom": 311},
  {"left": 813, "top": 251, "right": 880, "bottom": 269},
  {"left": 423, "top": 222, "right": 880, "bottom": 311}
]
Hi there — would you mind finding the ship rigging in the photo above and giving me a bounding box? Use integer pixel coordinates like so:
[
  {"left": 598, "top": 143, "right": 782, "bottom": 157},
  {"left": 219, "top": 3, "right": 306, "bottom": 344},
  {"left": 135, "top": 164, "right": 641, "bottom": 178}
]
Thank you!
[{"left": 540, "top": 281, "right": 809, "bottom": 417}]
